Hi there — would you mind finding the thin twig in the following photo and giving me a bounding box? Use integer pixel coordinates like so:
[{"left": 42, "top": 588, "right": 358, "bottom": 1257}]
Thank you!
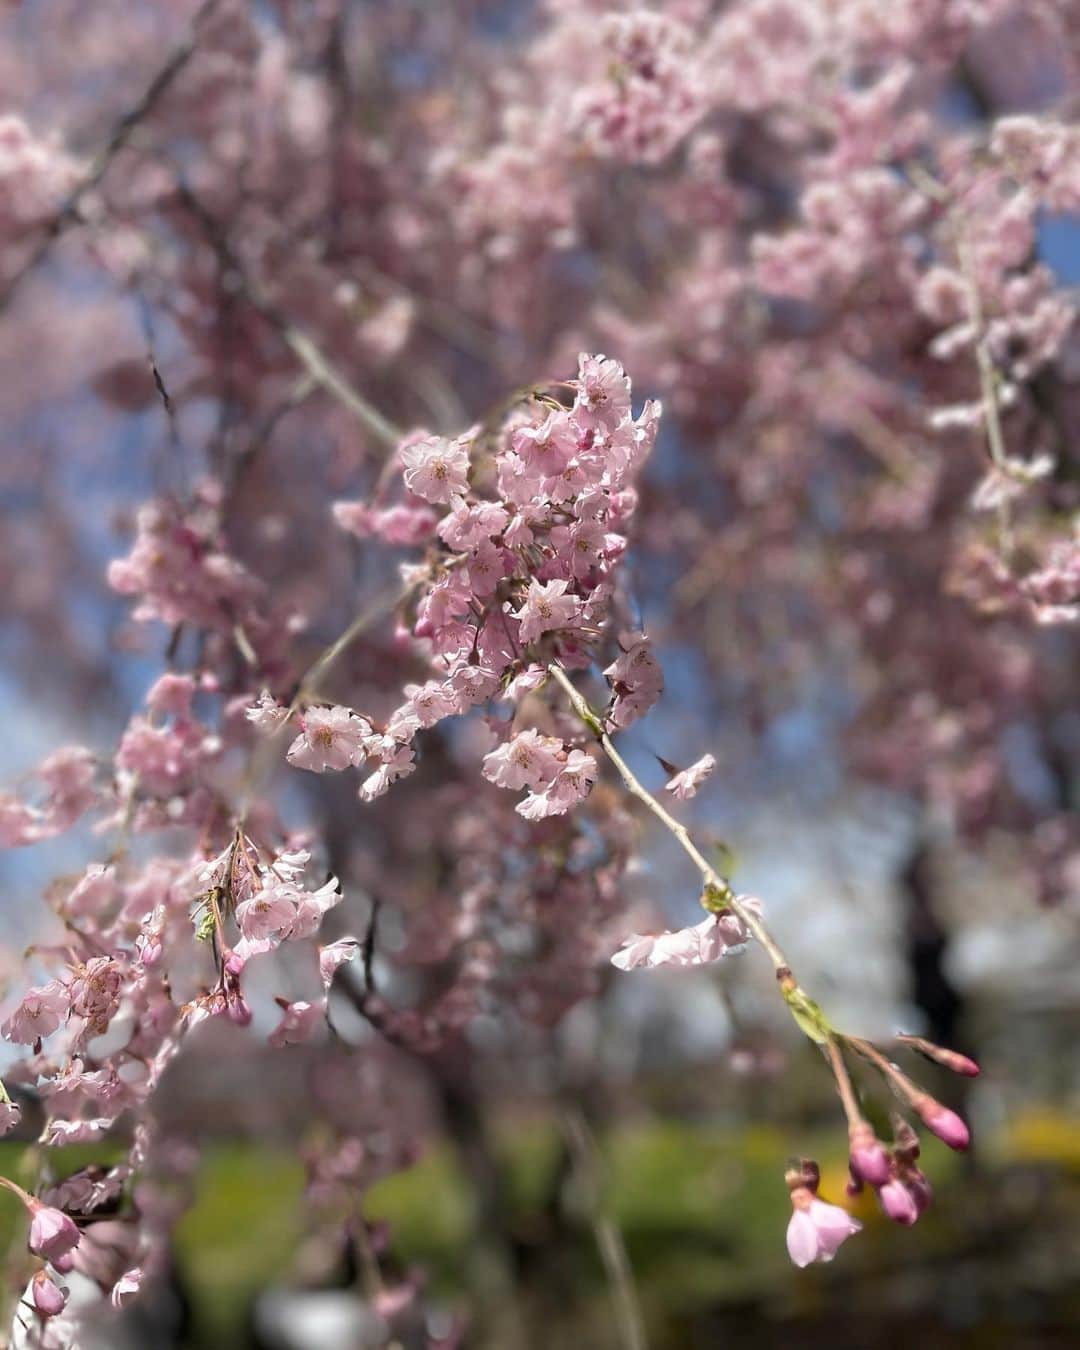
[
  {"left": 559, "top": 1105, "right": 648, "bottom": 1350},
  {"left": 0, "top": 0, "right": 223, "bottom": 311},
  {"left": 174, "top": 183, "right": 402, "bottom": 450},
  {"left": 546, "top": 663, "right": 792, "bottom": 976}
]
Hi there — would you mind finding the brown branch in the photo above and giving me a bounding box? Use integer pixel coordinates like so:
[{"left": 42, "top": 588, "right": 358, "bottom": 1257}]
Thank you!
[{"left": 0, "top": 0, "right": 223, "bottom": 311}]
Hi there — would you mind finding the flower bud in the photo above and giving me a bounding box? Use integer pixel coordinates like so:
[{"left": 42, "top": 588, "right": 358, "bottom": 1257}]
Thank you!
[
  {"left": 27, "top": 1202, "right": 80, "bottom": 1262},
  {"left": 877, "top": 1179, "right": 919, "bottom": 1226},
  {"left": 896, "top": 1034, "right": 980, "bottom": 1077},
  {"left": 31, "top": 1270, "right": 66, "bottom": 1318},
  {"left": 912, "top": 1095, "right": 970, "bottom": 1151},
  {"left": 848, "top": 1123, "right": 891, "bottom": 1187}
]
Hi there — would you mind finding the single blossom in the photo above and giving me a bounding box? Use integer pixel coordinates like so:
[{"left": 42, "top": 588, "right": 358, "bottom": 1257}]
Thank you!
[
  {"left": 610, "top": 903, "right": 758, "bottom": 971},
  {"left": 319, "top": 939, "right": 361, "bottom": 988},
  {"left": 400, "top": 433, "right": 471, "bottom": 504},
  {"left": 245, "top": 690, "right": 291, "bottom": 734},
  {"left": 110, "top": 1267, "right": 143, "bottom": 1309},
  {"left": 2, "top": 981, "right": 70, "bottom": 1045},
  {"left": 359, "top": 741, "right": 416, "bottom": 802},
  {"left": 482, "top": 730, "right": 564, "bottom": 792},
  {"left": 27, "top": 1203, "right": 81, "bottom": 1262},
  {"left": 515, "top": 578, "right": 581, "bottom": 645},
  {"left": 786, "top": 1190, "right": 861, "bottom": 1267},
  {"left": 268, "top": 999, "right": 326, "bottom": 1048},
  {"left": 286, "top": 705, "right": 371, "bottom": 773},
  {"left": 664, "top": 753, "right": 717, "bottom": 800}
]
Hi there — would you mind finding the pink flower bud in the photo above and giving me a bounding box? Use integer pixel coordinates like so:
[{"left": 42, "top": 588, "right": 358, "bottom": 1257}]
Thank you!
[
  {"left": 31, "top": 1270, "right": 66, "bottom": 1317},
  {"left": 52, "top": 1250, "right": 76, "bottom": 1274},
  {"left": 27, "top": 1202, "right": 80, "bottom": 1262},
  {"left": 848, "top": 1124, "right": 891, "bottom": 1187},
  {"left": 914, "top": 1097, "right": 970, "bottom": 1151},
  {"left": 896, "top": 1034, "right": 980, "bottom": 1077},
  {"left": 877, "top": 1179, "right": 919, "bottom": 1226}
]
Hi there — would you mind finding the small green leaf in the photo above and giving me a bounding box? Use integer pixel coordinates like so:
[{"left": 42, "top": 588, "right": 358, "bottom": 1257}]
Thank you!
[{"left": 783, "top": 985, "right": 832, "bottom": 1045}]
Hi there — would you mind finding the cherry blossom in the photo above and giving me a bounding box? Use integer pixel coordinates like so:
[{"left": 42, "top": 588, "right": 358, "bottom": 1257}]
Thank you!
[
  {"left": 286, "top": 706, "right": 371, "bottom": 773},
  {"left": 664, "top": 753, "right": 717, "bottom": 801},
  {"left": 786, "top": 1193, "right": 862, "bottom": 1268},
  {"left": 515, "top": 579, "right": 583, "bottom": 646},
  {"left": 400, "top": 433, "right": 472, "bottom": 504}
]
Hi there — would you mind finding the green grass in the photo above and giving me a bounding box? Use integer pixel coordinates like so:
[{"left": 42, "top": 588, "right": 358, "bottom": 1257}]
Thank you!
[{"left": 0, "top": 1111, "right": 1075, "bottom": 1347}]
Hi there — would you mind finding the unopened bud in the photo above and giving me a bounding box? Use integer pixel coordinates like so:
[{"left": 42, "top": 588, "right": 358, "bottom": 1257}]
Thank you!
[
  {"left": 31, "top": 1270, "right": 66, "bottom": 1318},
  {"left": 848, "top": 1122, "right": 891, "bottom": 1187},
  {"left": 878, "top": 1178, "right": 919, "bottom": 1226},
  {"left": 896, "top": 1034, "right": 980, "bottom": 1077},
  {"left": 912, "top": 1094, "right": 970, "bottom": 1151}
]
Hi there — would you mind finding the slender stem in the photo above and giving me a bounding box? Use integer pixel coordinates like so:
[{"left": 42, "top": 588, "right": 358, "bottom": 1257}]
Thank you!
[
  {"left": 560, "top": 1106, "right": 648, "bottom": 1350},
  {"left": 956, "top": 235, "right": 1016, "bottom": 559},
  {"left": 279, "top": 325, "right": 401, "bottom": 450},
  {"left": 234, "top": 578, "right": 418, "bottom": 822},
  {"left": 546, "top": 663, "right": 793, "bottom": 976},
  {"left": 0, "top": 0, "right": 224, "bottom": 312},
  {"left": 0, "top": 1176, "right": 31, "bottom": 1207},
  {"left": 846, "top": 1036, "right": 921, "bottom": 1102},
  {"left": 823, "top": 1037, "right": 862, "bottom": 1131}
]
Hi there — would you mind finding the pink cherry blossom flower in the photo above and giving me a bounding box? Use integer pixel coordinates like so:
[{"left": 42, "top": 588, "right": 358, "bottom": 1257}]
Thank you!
[
  {"left": 400, "top": 433, "right": 471, "bottom": 504},
  {"left": 0, "top": 1100, "right": 21, "bottom": 1135},
  {"left": 235, "top": 889, "right": 298, "bottom": 945},
  {"left": 482, "top": 730, "right": 564, "bottom": 792},
  {"left": 2, "top": 981, "right": 70, "bottom": 1045},
  {"left": 610, "top": 904, "right": 759, "bottom": 970},
  {"left": 573, "top": 352, "right": 632, "bottom": 432},
  {"left": 503, "top": 664, "right": 547, "bottom": 701},
  {"left": 287, "top": 705, "right": 371, "bottom": 772},
  {"left": 268, "top": 999, "right": 326, "bottom": 1048},
  {"left": 664, "top": 753, "right": 717, "bottom": 800},
  {"left": 437, "top": 499, "right": 510, "bottom": 550},
  {"left": 402, "top": 681, "right": 459, "bottom": 729},
  {"left": 291, "top": 878, "right": 343, "bottom": 940},
  {"left": 544, "top": 749, "right": 598, "bottom": 813},
  {"left": 513, "top": 409, "right": 579, "bottom": 472},
  {"left": 359, "top": 741, "right": 416, "bottom": 802},
  {"left": 27, "top": 1203, "right": 81, "bottom": 1262},
  {"left": 515, "top": 578, "right": 581, "bottom": 645},
  {"left": 319, "top": 939, "right": 360, "bottom": 988},
  {"left": 111, "top": 1267, "right": 143, "bottom": 1309},
  {"left": 245, "top": 690, "right": 290, "bottom": 734},
  {"left": 786, "top": 1190, "right": 861, "bottom": 1267}
]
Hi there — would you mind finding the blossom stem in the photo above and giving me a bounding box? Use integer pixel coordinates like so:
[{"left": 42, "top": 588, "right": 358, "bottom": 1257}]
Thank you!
[
  {"left": 823, "top": 1036, "right": 863, "bottom": 1131},
  {"left": 845, "top": 1035, "right": 920, "bottom": 1100},
  {"left": 0, "top": 1176, "right": 31, "bottom": 1207},
  {"left": 559, "top": 1105, "right": 648, "bottom": 1350},
  {"left": 278, "top": 325, "right": 402, "bottom": 450},
  {"left": 547, "top": 663, "right": 791, "bottom": 977}
]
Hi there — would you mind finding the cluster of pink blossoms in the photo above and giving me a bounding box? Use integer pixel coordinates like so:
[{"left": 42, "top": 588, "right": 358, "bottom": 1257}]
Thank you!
[{"left": 254, "top": 353, "right": 663, "bottom": 817}]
